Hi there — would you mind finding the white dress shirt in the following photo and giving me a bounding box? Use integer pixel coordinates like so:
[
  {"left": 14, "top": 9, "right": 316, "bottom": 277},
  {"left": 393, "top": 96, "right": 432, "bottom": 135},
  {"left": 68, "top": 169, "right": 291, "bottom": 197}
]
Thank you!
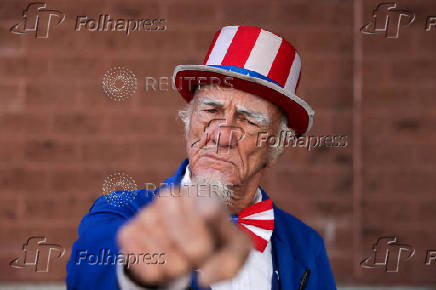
[{"left": 118, "top": 167, "right": 273, "bottom": 289}]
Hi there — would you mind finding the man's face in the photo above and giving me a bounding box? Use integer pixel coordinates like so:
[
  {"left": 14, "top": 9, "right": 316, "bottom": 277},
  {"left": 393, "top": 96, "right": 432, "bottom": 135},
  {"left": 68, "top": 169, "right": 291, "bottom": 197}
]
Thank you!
[{"left": 186, "top": 85, "right": 283, "bottom": 186}]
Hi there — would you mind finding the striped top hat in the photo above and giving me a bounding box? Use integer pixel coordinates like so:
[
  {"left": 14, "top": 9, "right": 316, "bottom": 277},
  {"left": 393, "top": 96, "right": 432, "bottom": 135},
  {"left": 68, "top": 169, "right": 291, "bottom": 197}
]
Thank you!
[{"left": 173, "top": 26, "right": 314, "bottom": 137}]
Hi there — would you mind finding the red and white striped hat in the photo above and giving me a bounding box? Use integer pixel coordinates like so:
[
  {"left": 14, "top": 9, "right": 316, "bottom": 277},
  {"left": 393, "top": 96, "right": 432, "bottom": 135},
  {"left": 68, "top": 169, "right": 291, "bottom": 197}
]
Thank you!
[{"left": 173, "top": 26, "right": 314, "bottom": 137}]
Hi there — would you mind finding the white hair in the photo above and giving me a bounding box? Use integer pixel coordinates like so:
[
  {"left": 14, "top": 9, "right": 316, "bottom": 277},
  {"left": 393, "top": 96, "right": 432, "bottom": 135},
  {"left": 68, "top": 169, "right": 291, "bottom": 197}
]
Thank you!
[
  {"left": 178, "top": 99, "right": 194, "bottom": 133},
  {"left": 271, "top": 115, "right": 293, "bottom": 159}
]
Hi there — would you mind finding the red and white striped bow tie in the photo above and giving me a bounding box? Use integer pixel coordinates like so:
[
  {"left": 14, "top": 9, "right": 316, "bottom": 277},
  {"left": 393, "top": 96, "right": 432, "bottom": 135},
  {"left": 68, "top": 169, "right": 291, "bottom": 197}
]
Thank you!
[{"left": 234, "top": 199, "right": 275, "bottom": 253}]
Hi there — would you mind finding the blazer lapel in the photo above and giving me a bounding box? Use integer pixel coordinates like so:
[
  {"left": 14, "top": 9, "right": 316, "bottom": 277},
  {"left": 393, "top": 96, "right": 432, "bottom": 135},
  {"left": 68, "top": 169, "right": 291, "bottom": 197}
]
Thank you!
[{"left": 271, "top": 205, "right": 307, "bottom": 290}]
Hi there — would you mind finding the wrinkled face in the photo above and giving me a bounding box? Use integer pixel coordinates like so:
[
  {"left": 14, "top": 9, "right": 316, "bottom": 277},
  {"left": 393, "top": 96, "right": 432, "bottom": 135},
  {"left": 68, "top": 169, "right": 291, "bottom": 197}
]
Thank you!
[{"left": 186, "top": 85, "right": 283, "bottom": 186}]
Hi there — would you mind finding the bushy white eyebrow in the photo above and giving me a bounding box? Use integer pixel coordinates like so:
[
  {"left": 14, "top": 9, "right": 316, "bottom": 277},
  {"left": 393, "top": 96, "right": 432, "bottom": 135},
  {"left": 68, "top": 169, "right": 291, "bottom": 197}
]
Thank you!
[
  {"left": 236, "top": 105, "right": 270, "bottom": 126},
  {"left": 198, "top": 98, "right": 224, "bottom": 107},
  {"left": 198, "top": 98, "right": 270, "bottom": 125}
]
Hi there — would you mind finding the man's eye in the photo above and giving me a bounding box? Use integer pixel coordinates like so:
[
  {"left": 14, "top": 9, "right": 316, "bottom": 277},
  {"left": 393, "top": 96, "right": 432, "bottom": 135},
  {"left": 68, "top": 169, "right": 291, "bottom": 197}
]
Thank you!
[
  {"left": 246, "top": 119, "right": 258, "bottom": 127},
  {"left": 204, "top": 109, "right": 217, "bottom": 113}
]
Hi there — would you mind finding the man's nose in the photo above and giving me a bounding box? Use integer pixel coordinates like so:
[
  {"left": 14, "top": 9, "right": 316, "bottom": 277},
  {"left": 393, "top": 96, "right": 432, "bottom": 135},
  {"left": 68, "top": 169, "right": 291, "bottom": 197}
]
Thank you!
[{"left": 207, "top": 119, "right": 244, "bottom": 149}]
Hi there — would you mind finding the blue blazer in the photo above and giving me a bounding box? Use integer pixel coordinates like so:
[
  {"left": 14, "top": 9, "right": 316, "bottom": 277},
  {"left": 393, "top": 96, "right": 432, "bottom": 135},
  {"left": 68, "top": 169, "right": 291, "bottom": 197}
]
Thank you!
[{"left": 66, "top": 159, "right": 336, "bottom": 289}]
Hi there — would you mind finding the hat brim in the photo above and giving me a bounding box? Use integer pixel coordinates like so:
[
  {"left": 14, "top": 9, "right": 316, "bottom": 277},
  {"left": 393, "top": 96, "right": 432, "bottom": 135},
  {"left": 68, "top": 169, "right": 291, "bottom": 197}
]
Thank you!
[{"left": 172, "top": 65, "right": 314, "bottom": 137}]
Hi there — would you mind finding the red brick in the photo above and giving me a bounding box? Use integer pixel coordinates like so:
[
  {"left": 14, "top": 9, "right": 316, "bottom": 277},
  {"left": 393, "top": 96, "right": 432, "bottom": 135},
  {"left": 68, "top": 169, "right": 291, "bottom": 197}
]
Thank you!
[
  {"left": 79, "top": 83, "right": 111, "bottom": 107},
  {"left": 140, "top": 89, "right": 186, "bottom": 109},
  {"left": 0, "top": 168, "right": 49, "bottom": 191},
  {"left": 24, "top": 139, "right": 80, "bottom": 162},
  {"left": 105, "top": 110, "right": 164, "bottom": 135},
  {"left": 0, "top": 83, "right": 23, "bottom": 110},
  {"left": 166, "top": 1, "right": 219, "bottom": 26},
  {"left": 81, "top": 139, "right": 135, "bottom": 163},
  {"left": 49, "top": 168, "right": 106, "bottom": 193},
  {"left": 133, "top": 139, "right": 187, "bottom": 166},
  {"left": 391, "top": 59, "right": 436, "bottom": 83},
  {"left": 0, "top": 57, "right": 50, "bottom": 79},
  {"left": 275, "top": 2, "right": 352, "bottom": 27},
  {"left": 364, "top": 168, "right": 436, "bottom": 197},
  {"left": 363, "top": 144, "right": 419, "bottom": 169},
  {"left": 109, "top": 0, "right": 159, "bottom": 18},
  {"left": 305, "top": 86, "right": 353, "bottom": 111},
  {"left": 0, "top": 196, "right": 19, "bottom": 221},
  {"left": 50, "top": 56, "right": 106, "bottom": 80},
  {"left": 25, "top": 81, "right": 78, "bottom": 107},
  {"left": 0, "top": 0, "right": 30, "bottom": 20},
  {"left": 24, "top": 194, "right": 90, "bottom": 221},
  {"left": 53, "top": 112, "right": 102, "bottom": 134},
  {"left": 363, "top": 87, "right": 414, "bottom": 111},
  {"left": 362, "top": 200, "right": 420, "bottom": 226},
  {"left": 164, "top": 116, "right": 185, "bottom": 137},
  {"left": 219, "top": 0, "right": 274, "bottom": 27},
  {"left": 303, "top": 58, "right": 353, "bottom": 87},
  {"left": 0, "top": 112, "right": 50, "bottom": 135},
  {"left": 362, "top": 35, "right": 414, "bottom": 56},
  {"left": 0, "top": 140, "right": 24, "bottom": 162},
  {"left": 0, "top": 29, "right": 24, "bottom": 54},
  {"left": 416, "top": 29, "right": 436, "bottom": 57},
  {"left": 275, "top": 168, "right": 352, "bottom": 198},
  {"left": 330, "top": 257, "right": 354, "bottom": 283},
  {"left": 363, "top": 111, "right": 436, "bottom": 146},
  {"left": 299, "top": 30, "right": 353, "bottom": 56},
  {"left": 362, "top": 59, "right": 392, "bottom": 86}
]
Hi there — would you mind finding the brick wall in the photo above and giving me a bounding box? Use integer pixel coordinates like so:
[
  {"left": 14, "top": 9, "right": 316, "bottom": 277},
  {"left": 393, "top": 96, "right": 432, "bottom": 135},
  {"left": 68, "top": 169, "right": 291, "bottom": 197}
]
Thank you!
[{"left": 0, "top": 0, "right": 435, "bottom": 286}]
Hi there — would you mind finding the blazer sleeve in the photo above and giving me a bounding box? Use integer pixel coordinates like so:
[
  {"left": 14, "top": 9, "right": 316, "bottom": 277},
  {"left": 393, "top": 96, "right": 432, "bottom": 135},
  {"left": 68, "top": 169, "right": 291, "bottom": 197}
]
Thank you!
[
  {"left": 66, "top": 196, "right": 132, "bottom": 290},
  {"left": 306, "top": 241, "right": 337, "bottom": 290}
]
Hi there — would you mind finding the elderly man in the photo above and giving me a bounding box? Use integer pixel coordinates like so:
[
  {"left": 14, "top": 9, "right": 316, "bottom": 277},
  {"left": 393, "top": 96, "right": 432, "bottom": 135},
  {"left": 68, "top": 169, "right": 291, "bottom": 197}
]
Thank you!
[{"left": 66, "top": 26, "right": 336, "bottom": 289}]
